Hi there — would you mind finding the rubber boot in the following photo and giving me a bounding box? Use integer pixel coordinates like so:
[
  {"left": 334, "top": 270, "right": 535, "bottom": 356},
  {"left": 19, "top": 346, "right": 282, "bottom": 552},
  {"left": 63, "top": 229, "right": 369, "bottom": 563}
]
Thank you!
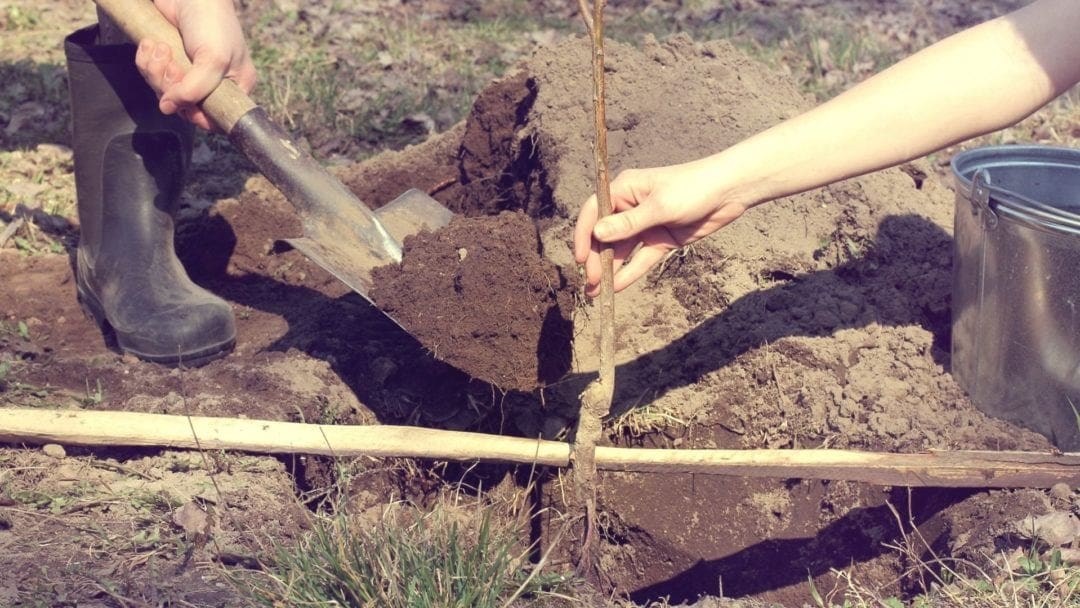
[{"left": 65, "top": 25, "right": 236, "bottom": 367}]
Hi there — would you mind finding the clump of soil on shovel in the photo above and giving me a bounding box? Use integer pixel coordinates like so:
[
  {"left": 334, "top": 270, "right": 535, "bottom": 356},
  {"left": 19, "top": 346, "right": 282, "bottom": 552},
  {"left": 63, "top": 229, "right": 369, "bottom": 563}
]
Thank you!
[{"left": 369, "top": 211, "right": 575, "bottom": 391}]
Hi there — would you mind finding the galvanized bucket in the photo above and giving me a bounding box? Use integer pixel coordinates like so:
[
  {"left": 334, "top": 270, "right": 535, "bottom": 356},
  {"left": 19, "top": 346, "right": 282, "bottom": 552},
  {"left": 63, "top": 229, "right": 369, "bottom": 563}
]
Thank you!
[{"left": 951, "top": 145, "right": 1080, "bottom": 450}]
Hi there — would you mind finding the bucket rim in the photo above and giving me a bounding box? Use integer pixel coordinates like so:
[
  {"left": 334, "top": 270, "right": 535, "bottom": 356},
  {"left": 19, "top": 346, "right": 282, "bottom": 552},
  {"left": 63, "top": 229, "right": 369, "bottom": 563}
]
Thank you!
[
  {"left": 951, "top": 144, "right": 1080, "bottom": 177},
  {"left": 951, "top": 145, "right": 1080, "bottom": 234}
]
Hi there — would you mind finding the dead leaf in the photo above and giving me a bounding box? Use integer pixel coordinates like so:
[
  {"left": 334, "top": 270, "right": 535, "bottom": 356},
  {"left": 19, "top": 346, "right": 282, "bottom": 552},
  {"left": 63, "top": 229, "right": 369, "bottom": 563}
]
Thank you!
[
  {"left": 4, "top": 102, "right": 46, "bottom": 136},
  {"left": 1059, "top": 547, "right": 1080, "bottom": 566},
  {"left": 172, "top": 501, "right": 213, "bottom": 543},
  {"left": 2, "top": 181, "right": 48, "bottom": 205},
  {"left": 529, "top": 29, "right": 560, "bottom": 47},
  {"left": 1014, "top": 511, "right": 1080, "bottom": 547},
  {"left": 0, "top": 217, "right": 25, "bottom": 249}
]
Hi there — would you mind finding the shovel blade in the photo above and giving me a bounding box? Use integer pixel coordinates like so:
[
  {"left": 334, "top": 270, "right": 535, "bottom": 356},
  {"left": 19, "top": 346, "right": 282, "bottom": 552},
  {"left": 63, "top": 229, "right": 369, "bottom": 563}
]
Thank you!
[
  {"left": 375, "top": 187, "right": 454, "bottom": 245},
  {"left": 284, "top": 188, "right": 453, "bottom": 302}
]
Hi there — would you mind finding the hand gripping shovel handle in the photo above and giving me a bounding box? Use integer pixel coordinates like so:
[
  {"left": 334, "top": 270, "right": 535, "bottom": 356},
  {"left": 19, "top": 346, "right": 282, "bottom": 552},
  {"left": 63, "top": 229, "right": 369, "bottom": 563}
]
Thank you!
[
  {"left": 92, "top": 0, "right": 403, "bottom": 263},
  {"left": 94, "top": 0, "right": 255, "bottom": 132}
]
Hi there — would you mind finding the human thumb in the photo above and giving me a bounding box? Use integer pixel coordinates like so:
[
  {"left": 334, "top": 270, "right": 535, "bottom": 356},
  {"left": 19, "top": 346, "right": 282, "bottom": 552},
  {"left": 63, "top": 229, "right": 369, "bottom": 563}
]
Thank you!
[{"left": 593, "top": 205, "right": 656, "bottom": 242}]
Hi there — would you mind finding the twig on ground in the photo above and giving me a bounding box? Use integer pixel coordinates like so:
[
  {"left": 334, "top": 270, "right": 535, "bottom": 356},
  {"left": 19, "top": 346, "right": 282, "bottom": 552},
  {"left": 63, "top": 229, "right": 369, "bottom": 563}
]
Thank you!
[
  {"left": 0, "top": 217, "right": 26, "bottom": 249},
  {"left": 89, "top": 458, "right": 157, "bottom": 481}
]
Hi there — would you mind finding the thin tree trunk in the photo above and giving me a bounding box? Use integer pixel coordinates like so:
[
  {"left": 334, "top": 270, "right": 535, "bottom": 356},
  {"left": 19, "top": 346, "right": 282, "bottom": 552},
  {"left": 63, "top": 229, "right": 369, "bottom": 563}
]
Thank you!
[{"left": 572, "top": 0, "right": 615, "bottom": 577}]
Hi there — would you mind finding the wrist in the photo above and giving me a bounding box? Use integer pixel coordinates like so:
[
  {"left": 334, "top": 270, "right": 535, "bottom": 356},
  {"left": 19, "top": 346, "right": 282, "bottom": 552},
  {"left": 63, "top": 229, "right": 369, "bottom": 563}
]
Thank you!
[{"left": 694, "top": 149, "right": 777, "bottom": 211}]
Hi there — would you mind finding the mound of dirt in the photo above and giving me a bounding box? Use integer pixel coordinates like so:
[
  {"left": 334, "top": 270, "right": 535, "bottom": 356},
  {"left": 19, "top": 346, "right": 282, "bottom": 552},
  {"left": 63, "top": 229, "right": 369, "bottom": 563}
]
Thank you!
[
  {"left": 0, "top": 27, "right": 1066, "bottom": 608},
  {"left": 369, "top": 211, "right": 575, "bottom": 391},
  {"left": 339, "top": 33, "right": 1058, "bottom": 604}
]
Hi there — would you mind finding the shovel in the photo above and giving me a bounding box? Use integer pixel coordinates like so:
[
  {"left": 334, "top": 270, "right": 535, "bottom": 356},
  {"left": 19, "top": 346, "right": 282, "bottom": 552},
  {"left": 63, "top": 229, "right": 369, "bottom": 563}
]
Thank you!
[{"left": 93, "top": 0, "right": 452, "bottom": 329}]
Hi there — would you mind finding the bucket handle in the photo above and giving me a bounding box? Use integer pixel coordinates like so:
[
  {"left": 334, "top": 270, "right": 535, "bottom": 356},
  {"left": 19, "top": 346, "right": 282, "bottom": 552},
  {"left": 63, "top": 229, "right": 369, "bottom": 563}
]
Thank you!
[{"left": 969, "top": 169, "right": 998, "bottom": 229}]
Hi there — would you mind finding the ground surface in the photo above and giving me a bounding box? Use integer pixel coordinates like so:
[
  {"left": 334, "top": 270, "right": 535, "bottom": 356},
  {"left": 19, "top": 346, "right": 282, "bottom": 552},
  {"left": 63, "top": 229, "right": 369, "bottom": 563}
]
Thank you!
[{"left": 2, "top": 1, "right": 1080, "bottom": 607}]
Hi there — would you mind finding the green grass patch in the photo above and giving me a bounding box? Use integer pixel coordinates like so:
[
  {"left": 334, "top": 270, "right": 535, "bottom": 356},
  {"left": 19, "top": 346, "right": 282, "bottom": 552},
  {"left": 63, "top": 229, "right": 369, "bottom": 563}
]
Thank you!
[
  {"left": 0, "top": 5, "right": 41, "bottom": 32},
  {"left": 243, "top": 498, "right": 573, "bottom": 607},
  {"left": 808, "top": 501, "right": 1080, "bottom": 608},
  {"left": 244, "top": 5, "right": 555, "bottom": 160}
]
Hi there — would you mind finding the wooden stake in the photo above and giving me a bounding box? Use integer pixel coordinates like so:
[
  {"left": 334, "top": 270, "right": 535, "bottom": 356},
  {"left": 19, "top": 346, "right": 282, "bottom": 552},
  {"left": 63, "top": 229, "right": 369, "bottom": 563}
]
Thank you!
[{"left": 2, "top": 408, "right": 1078, "bottom": 489}]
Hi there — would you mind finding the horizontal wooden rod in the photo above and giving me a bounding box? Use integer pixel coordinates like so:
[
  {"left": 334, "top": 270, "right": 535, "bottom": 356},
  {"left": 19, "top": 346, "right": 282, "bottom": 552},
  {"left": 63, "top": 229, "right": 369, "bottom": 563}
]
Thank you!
[{"left": 1, "top": 408, "right": 1077, "bottom": 488}]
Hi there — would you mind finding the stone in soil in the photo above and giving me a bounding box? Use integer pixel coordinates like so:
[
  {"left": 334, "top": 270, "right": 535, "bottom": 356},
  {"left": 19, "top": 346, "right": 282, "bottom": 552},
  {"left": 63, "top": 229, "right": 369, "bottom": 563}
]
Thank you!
[{"left": 369, "top": 211, "right": 575, "bottom": 391}]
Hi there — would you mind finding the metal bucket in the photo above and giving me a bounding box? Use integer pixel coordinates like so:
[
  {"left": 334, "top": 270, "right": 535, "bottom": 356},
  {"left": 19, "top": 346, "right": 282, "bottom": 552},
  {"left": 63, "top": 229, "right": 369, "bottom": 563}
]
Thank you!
[{"left": 951, "top": 145, "right": 1080, "bottom": 450}]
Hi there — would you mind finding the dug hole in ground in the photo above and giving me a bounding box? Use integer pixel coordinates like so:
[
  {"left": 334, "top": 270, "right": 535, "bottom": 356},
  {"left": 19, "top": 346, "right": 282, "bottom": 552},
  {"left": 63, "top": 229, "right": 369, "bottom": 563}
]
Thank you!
[{"left": 0, "top": 33, "right": 1072, "bottom": 606}]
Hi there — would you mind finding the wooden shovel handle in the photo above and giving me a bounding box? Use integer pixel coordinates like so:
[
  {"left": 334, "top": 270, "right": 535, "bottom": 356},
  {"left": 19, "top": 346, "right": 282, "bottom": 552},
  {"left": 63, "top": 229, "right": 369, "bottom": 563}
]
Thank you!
[{"left": 93, "top": 0, "right": 255, "bottom": 132}]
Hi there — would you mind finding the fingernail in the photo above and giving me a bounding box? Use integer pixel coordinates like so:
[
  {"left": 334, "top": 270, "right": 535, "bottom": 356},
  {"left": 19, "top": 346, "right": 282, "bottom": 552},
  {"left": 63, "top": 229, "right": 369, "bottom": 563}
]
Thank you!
[
  {"left": 594, "top": 220, "right": 613, "bottom": 241},
  {"left": 153, "top": 44, "right": 167, "bottom": 59},
  {"left": 160, "top": 100, "right": 177, "bottom": 115}
]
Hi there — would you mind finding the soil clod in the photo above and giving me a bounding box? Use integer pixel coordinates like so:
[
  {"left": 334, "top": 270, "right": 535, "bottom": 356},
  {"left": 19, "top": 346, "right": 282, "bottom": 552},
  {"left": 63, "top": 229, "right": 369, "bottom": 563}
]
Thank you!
[{"left": 370, "top": 211, "right": 575, "bottom": 391}]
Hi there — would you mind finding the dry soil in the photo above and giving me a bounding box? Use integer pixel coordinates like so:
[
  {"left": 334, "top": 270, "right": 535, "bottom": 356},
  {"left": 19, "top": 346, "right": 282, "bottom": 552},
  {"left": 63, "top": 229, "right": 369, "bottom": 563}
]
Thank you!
[{"left": 0, "top": 25, "right": 1067, "bottom": 608}]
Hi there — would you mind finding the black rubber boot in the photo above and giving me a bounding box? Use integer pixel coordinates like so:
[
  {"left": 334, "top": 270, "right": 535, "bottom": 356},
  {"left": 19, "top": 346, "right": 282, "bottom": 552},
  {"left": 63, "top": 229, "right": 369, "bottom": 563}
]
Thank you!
[{"left": 66, "top": 25, "right": 235, "bottom": 367}]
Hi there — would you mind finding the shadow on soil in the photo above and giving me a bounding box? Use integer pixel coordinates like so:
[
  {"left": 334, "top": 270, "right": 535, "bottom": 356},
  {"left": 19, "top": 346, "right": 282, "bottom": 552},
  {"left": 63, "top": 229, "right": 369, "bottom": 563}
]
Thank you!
[
  {"left": 631, "top": 486, "right": 979, "bottom": 603},
  {"left": 177, "top": 212, "right": 499, "bottom": 431},
  {"left": 0, "top": 61, "right": 71, "bottom": 152},
  {"left": 572, "top": 213, "right": 955, "bottom": 419},
  {"left": 181, "top": 211, "right": 952, "bottom": 430},
  {"left": 172, "top": 208, "right": 959, "bottom": 601}
]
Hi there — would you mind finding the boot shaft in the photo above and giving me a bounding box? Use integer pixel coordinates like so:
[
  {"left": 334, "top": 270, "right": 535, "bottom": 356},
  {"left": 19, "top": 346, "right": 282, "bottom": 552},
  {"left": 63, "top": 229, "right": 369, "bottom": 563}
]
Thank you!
[
  {"left": 65, "top": 25, "right": 194, "bottom": 256},
  {"left": 64, "top": 25, "right": 236, "bottom": 366}
]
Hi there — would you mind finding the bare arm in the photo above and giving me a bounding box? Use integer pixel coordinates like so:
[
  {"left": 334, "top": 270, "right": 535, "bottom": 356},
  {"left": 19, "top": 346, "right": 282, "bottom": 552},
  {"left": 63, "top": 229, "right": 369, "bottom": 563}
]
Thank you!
[
  {"left": 574, "top": 0, "right": 1080, "bottom": 294},
  {"left": 718, "top": 0, "right": 1080, "bottom": 208}
]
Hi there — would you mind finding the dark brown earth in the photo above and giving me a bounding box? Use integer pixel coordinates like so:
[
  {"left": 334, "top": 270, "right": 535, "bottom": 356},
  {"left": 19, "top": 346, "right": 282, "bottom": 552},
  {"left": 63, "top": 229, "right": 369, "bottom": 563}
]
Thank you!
[
  {"left": 370, "top": 211, "right": 575, "bottom": 391},
  {"left": 0, "top": 21, "right": 1072, "bottom": 608}
]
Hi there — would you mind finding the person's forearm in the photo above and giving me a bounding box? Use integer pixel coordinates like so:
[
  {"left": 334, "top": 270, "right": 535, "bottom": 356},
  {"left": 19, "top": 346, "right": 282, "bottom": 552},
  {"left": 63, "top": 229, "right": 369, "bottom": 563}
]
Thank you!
[{"left": 708, "top": 0, "right": 1080, "bottom": 208}]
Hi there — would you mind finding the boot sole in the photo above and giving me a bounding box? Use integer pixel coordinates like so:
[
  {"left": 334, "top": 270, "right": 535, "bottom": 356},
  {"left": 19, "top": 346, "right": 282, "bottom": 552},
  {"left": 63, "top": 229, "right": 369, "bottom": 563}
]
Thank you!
[{"left": 77, "top": 280, "right": 235, "bottom": 368}]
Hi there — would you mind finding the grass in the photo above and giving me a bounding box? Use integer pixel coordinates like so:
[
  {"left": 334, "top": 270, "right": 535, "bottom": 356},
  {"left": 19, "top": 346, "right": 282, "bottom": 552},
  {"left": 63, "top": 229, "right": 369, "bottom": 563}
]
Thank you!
[
  {"left": 0, "top": 319, "right": 30, "bottom": 341},
  {"left": 804, "top": 500, "right": 1080, "bottom": 608},
  {"left": 813, "top": 547, "right": 1080, "bottom": 608},
  {"left": 794, "top": 27, "right": 891, "bottom": 100},
  {"left": 610, "top": 398, "right": 691, "bottom": 442},
  {"left": 0, "top": 339, "right": 112, "bottom": 409},
  {"left": 242, "top": 487, "right": 575, "bottom": 608},
  {"left": 0, "top": 357, "right": 57, "bottom": 407},
  {"left": 602, "top": 2, "right": 896, "bottom": 103},
  {"left": 1, "top": 124, "right": 78, "bottom": 256},
  {"left": 82, "top": 378, "right": 104, "bottom": 407},
  {"left": 244, "top": 3, "right": 556, "bottom": 161},
  {"left": 1, "top": 4, "right": 40, "bottom": 31}
]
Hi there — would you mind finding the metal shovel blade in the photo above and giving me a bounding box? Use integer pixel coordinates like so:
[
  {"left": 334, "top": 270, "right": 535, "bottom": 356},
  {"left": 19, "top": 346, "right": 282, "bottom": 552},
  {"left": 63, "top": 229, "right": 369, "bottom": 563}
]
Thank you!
[
  {"left": 92, "top": 0, "right": 456, "bottom": 335},
  {"left": 225, "top": 107, "right": 454, "bottom": 322},
  {"left": 284, "top": 187, "right": 454, "bottom": 304}
]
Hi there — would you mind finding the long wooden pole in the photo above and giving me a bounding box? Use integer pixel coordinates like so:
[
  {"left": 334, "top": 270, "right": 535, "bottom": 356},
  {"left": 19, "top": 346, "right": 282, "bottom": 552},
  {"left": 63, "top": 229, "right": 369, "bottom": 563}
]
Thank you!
[{"left": 1, "top": 408, "right": 1077, "bottom": 489}]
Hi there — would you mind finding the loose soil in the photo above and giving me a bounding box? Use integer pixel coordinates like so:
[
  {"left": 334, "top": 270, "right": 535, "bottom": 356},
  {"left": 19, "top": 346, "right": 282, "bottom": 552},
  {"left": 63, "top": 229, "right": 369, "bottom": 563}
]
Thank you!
[
  {"left": 1, "top": 23, "right": 1073, "bottom": 608},
  {"left": 370, "top": 211, "right": 575, "bottom": 392}
]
